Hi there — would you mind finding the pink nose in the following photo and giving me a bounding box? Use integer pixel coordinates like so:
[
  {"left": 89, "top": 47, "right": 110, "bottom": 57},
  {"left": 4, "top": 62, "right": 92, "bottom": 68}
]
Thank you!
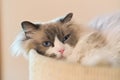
[{"left": 58, "top": 49, "right": 64, "bottom": 54}]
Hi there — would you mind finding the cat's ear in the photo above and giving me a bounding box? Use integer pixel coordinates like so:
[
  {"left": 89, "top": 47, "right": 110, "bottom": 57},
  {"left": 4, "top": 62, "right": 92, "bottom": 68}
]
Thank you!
[
  {"left": 21, "top": 21, "right": 40, "bottom": 32},
  {"left": 60, "top": 13, "right": 73, "bottom": 23},
  {"left": 21, "top": 21, "right": 40, "bottom": 38}
]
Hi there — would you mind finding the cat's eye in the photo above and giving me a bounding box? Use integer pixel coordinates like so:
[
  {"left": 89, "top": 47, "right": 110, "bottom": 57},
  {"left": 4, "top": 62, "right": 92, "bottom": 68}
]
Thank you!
[
  {"left": 63, "top": 34, "right": 71, "bottom": 42},
  {"left": 42, "top": 41, "right": 52, "bottom": 47}
]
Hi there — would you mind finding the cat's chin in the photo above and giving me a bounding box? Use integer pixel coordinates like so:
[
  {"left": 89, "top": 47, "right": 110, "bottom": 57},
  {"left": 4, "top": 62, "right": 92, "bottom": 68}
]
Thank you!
[
  {"left": 56, "top": 55, "right": 65, "bottom": 60},
  {"left": 62, "top": 51, "right": 72, "bottom": 58},
  {"left": 55, "top": 53, "right": 64, "bottom": 59},
  {"left": 56, "top": 53, "right": 72, "bottom": 60},
  {"left": 54, "top": 53, "right": 68, "bottom": 60}
]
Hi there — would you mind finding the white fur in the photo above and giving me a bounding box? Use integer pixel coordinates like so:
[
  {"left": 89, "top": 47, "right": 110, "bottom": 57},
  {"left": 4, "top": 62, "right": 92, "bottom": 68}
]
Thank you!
[
  {"left": 89, "top": 11, "right": 120, "bottom": 30},
  {"left": 46, "top": 36, "right": 73, "bottom": 58},
  {"left": 46, "top": 36, "right": 63, "bottom": 58},
  {"left": 11, "top": 32, "right": 27, "bottom": 56}
]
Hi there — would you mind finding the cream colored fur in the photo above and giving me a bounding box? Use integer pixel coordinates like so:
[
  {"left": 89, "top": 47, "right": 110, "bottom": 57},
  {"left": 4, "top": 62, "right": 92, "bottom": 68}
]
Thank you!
[
  {"left": 67, "top": 12, "right": 120, "bottom": 67},
  {"left": 67, "top": 27, "right": 120, "bottom": 67}
]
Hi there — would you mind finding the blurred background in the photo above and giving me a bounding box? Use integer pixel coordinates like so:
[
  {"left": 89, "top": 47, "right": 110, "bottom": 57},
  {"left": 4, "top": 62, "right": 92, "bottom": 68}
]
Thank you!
[{"left": 0, "top": 0, "right": 120, "bottom": 80}]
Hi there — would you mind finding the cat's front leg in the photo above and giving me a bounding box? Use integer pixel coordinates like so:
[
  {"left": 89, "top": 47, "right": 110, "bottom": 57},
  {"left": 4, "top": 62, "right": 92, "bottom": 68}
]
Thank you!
[
  {"left": 66, "top": 35, "right": 90, "bottom": 63},
  {"left": 67, "top": 32, "right": 106, "bottom": 64}
]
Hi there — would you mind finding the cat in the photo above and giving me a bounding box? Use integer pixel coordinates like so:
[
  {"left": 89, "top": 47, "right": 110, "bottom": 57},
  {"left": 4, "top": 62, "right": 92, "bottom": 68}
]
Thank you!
[{"left": 11, "top": 13, "right": 120, "bottom": 67}]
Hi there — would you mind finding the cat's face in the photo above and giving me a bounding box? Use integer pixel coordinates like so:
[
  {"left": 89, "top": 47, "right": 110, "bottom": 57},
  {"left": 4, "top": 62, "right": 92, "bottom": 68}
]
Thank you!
[{"left": 22, "top": 13, "right": 79, "bottom": 59}]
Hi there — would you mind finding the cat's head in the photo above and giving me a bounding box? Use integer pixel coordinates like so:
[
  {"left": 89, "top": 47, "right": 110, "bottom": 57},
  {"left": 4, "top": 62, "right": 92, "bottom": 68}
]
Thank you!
[{"left": 12, "top": 13, "right": 80, "bottom": 59}]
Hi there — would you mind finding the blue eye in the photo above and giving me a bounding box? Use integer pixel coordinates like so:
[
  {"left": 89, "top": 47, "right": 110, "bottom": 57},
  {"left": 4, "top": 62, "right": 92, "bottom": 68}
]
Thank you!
[
  {"left": 63, "top": 34, "right": 71, "bottom": 42},
  {"left": 42, "top": 41, "right": 52, "bottom": 47}
]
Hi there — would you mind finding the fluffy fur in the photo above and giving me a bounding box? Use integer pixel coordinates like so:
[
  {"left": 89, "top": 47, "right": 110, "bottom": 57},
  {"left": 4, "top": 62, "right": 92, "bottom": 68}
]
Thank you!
[{"left": 11, "top": 12, "right": 120, "bottom": 67}]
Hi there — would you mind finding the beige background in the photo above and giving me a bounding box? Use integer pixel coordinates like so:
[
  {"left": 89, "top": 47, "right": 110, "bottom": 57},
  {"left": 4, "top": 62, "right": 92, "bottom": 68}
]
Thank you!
[
  {"left": 0, "top": 0, "right": 1, "bottom": 79},
  {"left": 0, "top": 0, "right": 120, "bottom": 80}
]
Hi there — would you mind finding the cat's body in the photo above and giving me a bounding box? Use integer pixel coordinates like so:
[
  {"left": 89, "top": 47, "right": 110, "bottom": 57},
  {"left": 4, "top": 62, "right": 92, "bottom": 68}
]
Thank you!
[
  {"left": 68, "top": 28, "right": 120, "bottom": 67},
  {"left": 11, "top": 13, "right": 120, "bottom": 67}
]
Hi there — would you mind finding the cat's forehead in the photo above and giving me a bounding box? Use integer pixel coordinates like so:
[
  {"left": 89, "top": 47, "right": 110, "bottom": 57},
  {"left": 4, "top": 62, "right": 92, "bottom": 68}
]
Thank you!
[
  {"left": 34, "top": 22, "right": 73, "bottom": 41},
  {"left": 41, "top": 22, "right": 63, "bottom": 29},
  {"left": 40, "top": 22, "right": 71, "bottom": 34}
]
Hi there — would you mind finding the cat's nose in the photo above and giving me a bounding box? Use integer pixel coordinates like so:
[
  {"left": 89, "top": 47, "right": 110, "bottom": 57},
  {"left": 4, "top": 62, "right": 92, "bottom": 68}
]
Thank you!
[{"left": 58, "top": 49, "right": 65, "bottom": 54}]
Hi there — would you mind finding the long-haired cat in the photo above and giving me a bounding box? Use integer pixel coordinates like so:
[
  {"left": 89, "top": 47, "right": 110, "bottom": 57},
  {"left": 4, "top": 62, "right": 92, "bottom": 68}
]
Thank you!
[{"left": 11, "top": 13, "right": 120, "bottom": 67}]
